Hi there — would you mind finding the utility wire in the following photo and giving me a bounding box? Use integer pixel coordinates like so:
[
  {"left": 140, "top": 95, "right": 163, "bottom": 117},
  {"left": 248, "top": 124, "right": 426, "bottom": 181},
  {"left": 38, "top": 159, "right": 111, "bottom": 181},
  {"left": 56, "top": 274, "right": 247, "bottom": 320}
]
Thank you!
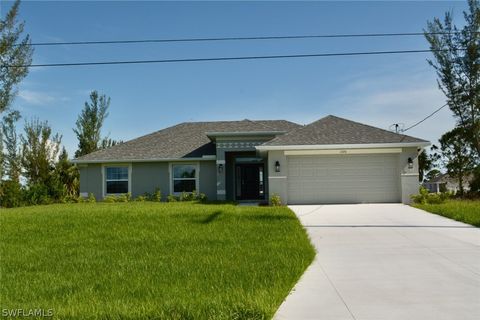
[
  {"left": 26, "top": 31, "right": 477, "bottom": 46},
  {"left": 402, "top": 103, "right": 449, "bottom": 132},
  {"left": 3, "top": 48, "right": 458, "bottom": 68}
]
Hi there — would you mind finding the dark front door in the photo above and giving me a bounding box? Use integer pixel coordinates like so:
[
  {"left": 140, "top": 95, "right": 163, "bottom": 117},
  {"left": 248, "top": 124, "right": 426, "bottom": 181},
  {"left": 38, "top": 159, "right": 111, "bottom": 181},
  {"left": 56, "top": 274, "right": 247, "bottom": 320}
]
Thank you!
[{"left": 235, "top": 164, "right": 264, "bottom": 200}]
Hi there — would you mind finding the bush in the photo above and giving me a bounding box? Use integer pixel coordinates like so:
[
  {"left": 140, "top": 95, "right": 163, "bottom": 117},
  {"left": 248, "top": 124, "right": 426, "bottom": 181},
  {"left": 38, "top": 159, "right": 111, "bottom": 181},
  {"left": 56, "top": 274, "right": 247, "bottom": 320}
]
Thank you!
[
  {"left": 23, "top": 183, "right": 51, "bottom": 205},
  {"left": 151, "top": 188, "right": 162, "bottom": 202},
  {"left": 135, "top": 195, "right": 147, "bottom": 202},
  {"left": 270, "top": 193, "right": 282, "bottom": 206},
  {"left": 0, "top": 180, "right": 23, "bottom": 208},
  {"left": 85, "top": 193, "right": 96, "bottom": 203},
  {"left": 411, "top": 187, "right": 452, "bottom": 204},
  {"left": 103, "top": 195, "right": 117, "bottom": 203},
  {"left": 167, "top": 194, "right": 179, "bottom": 202}
]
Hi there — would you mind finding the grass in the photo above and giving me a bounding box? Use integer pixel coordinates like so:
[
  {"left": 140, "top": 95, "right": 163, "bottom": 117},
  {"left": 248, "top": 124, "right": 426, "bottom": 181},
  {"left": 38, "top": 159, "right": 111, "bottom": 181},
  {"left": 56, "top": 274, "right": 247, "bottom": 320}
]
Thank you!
[
  {"left": 413, "top": 199, "right": 480, "bottom": 227},
  {"left": 0, "top": 202, "right": 315, "bottom": 319}
]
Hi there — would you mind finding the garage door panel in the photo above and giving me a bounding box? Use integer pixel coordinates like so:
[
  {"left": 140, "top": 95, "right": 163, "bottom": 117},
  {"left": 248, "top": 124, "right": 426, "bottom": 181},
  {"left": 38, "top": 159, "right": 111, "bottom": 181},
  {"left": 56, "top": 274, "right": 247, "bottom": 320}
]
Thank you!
[{"left": 287, "top": 154, "right": 400, "bottom": 204}]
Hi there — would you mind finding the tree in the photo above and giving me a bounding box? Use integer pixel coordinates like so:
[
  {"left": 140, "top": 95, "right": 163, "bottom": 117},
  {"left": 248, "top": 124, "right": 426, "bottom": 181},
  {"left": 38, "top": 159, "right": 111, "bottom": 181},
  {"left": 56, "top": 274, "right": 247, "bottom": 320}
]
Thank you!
[
  {"left": 425, "top": 0, "right": 480, "bottom": 158},
  {"left": 436, "top": 127, "right": 475, "bottom": 195},
  {"left": 0, "top": 0, "right": 34, "bottom": 114},
  {"left": 21, "top": 118, "right": 61, "bottom": 186},
  {"left": 1, "top": 109, "right": 21, "bottom": 182},
  {"left": 73, "top": 91, "right": 111, "bottom": 158},
  {"left": 418, "top": 149, "right": 433, "bottom": 182},
  {"left": 55, "top": 147, "right": 79, "bottom": 197},
  {"left": 425, "top": 168, "right": 442, "bottom": 181}
]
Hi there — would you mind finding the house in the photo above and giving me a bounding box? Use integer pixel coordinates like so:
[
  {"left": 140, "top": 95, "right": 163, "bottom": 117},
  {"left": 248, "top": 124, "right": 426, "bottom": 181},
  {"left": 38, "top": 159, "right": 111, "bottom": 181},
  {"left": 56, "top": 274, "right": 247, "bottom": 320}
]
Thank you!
[
  {"left": 73, "top": 115, "right": 430, "bottom": 204},
  {"left": 423, "top": 173, "right": 472, "bottom": 193}
]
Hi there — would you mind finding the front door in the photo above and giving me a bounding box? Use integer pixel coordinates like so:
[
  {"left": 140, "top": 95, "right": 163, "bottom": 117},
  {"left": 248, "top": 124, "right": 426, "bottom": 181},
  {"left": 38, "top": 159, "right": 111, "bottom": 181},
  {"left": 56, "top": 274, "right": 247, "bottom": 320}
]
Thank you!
[{"left": 235, "top": 164, "right": 264, "bottom": 200}]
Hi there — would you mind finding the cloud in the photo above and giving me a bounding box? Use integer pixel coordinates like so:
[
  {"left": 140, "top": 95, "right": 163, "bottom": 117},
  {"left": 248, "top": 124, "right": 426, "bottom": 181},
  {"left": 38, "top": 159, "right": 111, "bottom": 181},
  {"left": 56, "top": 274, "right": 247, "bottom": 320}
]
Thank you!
[{"left": 18, "top": 90, "right": 69, "bottom": 106}]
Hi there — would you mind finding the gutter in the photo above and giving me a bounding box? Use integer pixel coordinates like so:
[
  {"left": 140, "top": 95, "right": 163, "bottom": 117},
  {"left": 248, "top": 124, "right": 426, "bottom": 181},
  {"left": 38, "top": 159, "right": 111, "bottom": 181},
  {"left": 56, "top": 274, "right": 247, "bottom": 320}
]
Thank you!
[
  {"left": 255, "top": 141, "right": 431, "bottom": 151},
  {"left": 72, "top": 155, "right": 216, "bottom": 164}
]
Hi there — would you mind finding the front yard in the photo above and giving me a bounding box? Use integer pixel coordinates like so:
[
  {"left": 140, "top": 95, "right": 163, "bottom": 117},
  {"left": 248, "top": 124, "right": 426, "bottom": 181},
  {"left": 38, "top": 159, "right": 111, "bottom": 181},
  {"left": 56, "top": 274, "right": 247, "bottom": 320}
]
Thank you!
[
  {"left": 0, "top": 203, "right": 315, "bottom": 319},
  {"left": 413, "top": 200, "right": 480, "bottom": 227}
]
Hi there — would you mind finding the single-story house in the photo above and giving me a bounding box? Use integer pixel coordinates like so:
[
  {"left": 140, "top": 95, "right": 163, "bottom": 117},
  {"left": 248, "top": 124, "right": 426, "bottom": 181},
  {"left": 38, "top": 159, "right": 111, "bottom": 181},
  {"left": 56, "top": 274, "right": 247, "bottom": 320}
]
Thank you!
[
  {"left": 73, "top": 115, "right": 430, "bottom": 204},
  {"left": 423, "top": 173, "right": 472, "bottom": 193}
]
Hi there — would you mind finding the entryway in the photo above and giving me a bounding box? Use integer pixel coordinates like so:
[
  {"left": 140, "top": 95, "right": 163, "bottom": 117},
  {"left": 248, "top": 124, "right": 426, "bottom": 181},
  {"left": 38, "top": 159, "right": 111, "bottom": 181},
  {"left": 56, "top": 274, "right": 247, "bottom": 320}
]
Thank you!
[{"left": 235, "top": 163, "right": 265, "bottom": 200}]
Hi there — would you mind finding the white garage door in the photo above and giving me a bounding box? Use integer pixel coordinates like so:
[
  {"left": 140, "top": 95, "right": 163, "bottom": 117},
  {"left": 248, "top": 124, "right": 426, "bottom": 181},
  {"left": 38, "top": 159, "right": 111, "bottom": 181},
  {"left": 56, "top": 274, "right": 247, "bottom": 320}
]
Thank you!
[{"left": 287, "top": 154, "right": 401, "bottom": 204}]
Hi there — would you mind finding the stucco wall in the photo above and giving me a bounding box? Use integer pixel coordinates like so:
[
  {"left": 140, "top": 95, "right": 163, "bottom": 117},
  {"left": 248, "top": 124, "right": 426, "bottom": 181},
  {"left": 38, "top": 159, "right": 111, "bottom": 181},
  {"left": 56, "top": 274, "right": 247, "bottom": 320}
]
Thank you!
[
  {"left": 79, "top": 164, "right": 103, "bottom": 199},
  {"left": 399, "top": 147, "right": 421, "bottom": 204},
  {"left": 199, "top": 161, "right": 217, "bottom": 201},
  {"left": 131, "top": 162, "right": 169, "bottom": 198},
  {"left": 267, "top": 150, "right": 288, "bottom": 204}
]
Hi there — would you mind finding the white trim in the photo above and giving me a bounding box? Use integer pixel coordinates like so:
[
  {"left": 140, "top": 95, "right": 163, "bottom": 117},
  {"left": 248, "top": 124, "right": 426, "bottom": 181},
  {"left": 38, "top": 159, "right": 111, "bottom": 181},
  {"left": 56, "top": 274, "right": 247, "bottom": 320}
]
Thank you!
[
  {"left": 401, "top": 173, "right": 420, "bottom": 177},
  {"left": 268, "top": 176, "right": 287, "bottom": 179},
  {"left": 73, "top": 156, "right": 215, "bottom": 164},
  {"left": 256, "top": 142, "right": 430, "bottom": 151},
  {"left": 169, "top": 162, "right": 200, "bottom": 195},
  {"left": 284, "top": 148, "right": 402, "bottom": 155},
  {"left": 102, "top": 163, "right": 132, "bottom": 197},
  {"left": 216, "top": 160, "right": 226, "bottom": 164},
  {"left": 217, "top": 190, "right": 226, "bottom": 195}
]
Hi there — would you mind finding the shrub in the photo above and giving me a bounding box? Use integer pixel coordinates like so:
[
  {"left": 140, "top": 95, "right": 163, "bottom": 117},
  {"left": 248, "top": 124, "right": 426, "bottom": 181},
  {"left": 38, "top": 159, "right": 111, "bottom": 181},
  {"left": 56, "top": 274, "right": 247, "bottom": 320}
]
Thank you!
[
  {"left": 0, "top": 180, "right": 23, "bottom": 208},
  {"left": 103, "top": 195, "right": 117, "bottom": 203},
  {"left": 151, "top": 188, "right": 162, "bottom": 202},
  {"left": 179, "top": 191, "right": 193, "bottom": 202},
  {"left": 270, "top": 193, "right": 282, "bottom": 206},
  {"left": 135, "top": 195, "right": 147, "bottom": 202},
  {"left": 167, "top": 194, "right": 179, "bottom": 202},
  {"left": 115, "top": 193, "right": 130, "bottom": 202},
  {"left": 197, "top": 192, "right": 207, "bottom": 203},
  {"left": 23, "top": 183, "right": 51, "bottom": 205},
  {"left": 411, "top": 186, "right": 452, "bottom": 204},
  {"left": 87, "top": 193, "right": 96, "bottom": 203}
]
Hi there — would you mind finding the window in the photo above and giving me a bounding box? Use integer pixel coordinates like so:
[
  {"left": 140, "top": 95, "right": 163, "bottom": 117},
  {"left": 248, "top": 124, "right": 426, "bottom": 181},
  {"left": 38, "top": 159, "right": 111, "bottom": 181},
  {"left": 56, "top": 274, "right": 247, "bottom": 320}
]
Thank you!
[
  {"left": 172, "top": 164, "right": 197, "bottom": 193},
  {"left": 105, "top": 166, "right": 129, "bottom": 194}
]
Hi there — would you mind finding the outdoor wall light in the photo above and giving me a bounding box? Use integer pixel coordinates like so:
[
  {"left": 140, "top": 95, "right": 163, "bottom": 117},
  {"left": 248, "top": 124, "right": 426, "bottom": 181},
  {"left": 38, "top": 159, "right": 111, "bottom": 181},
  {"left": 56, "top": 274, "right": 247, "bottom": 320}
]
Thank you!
[
  {"left": 275, "top": 161, "right": 281, "bottom": 173},
  {"left": 407, "top": 157, "right": 414, "bottom": 169},
  {"left": 218, "top": 164, "right": 224, "bottom": 174}
]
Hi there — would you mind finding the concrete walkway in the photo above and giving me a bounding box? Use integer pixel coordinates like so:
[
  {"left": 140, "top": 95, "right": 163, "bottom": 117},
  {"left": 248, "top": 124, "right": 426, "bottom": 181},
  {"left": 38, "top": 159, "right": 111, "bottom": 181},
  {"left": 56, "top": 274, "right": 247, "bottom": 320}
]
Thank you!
[{"left": 275, "top": 204, "right": 480, "bottom": 320}]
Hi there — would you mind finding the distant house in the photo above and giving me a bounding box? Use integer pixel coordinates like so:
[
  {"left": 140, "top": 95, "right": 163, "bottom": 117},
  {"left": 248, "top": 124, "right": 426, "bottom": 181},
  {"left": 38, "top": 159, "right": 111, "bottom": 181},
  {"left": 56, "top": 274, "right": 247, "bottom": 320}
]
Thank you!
[
  {"left": 73, "top": 115, "right": 429, "bottom": 204},
  {"left": 423, "top": 173, "right": 472, "bottom": 193}
]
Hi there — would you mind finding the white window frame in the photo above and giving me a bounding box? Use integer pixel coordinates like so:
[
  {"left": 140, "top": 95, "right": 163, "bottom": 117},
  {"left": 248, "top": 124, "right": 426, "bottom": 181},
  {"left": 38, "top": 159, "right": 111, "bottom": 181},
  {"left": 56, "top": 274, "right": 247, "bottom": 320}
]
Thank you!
[
  {"left": 169, "top": 162, "right": 200, "bottom": 195},
  {"left": 102, "top": 164, "right": 132, "bottom": 197}
]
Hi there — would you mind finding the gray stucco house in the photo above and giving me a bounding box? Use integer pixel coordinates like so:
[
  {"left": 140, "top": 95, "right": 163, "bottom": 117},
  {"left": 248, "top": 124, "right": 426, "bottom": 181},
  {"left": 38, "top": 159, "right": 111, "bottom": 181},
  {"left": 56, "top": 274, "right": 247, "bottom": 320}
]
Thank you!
[{"left": 74, "top": 115, "right": 429, "bottom": 204}]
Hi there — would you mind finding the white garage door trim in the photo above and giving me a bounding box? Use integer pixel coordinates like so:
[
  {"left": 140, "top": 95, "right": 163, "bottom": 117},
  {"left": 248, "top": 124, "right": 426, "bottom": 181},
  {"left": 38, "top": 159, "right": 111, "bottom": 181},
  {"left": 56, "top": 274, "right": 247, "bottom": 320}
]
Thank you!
[{"left": 287, "top": 154, "right": 401, "bottom": 204}]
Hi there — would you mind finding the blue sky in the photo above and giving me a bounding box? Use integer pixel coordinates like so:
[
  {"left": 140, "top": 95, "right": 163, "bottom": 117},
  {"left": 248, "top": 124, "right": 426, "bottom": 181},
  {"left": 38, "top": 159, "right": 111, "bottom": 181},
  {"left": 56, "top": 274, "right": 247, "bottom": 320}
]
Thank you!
[{"left": 2, "top": 0, "right": 468, "bottom": 157}]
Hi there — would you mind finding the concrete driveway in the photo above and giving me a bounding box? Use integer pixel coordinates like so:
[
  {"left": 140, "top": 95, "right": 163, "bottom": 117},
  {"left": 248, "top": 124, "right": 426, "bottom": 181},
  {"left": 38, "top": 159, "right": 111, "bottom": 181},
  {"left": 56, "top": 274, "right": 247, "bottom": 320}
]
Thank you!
[{"left": 275, "top": 204, "right": 480, "bottom": 320}]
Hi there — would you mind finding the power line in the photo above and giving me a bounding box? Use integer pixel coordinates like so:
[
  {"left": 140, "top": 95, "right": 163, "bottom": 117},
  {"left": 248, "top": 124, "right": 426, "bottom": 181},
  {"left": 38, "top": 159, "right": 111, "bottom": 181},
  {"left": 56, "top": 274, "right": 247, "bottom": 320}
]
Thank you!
[
  {"left": 3, "top": 48, "right": 457, "bottom": 68},
  {"left": 402, "top": 103, "right": 449, "bottom": 132},
  {"left": 26, "top": 31, "right": 477, "bottom": 47}
]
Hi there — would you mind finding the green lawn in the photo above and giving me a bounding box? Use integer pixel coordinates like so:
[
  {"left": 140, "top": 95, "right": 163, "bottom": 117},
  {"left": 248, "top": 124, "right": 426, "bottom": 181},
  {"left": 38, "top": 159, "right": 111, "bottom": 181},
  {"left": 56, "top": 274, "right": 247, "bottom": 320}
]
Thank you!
[
  {"left": 0, "top": 202, "right": 315, "bottom": 319},
  {"left": 413, "top": 200, "right": 480, "bottom": 227}
]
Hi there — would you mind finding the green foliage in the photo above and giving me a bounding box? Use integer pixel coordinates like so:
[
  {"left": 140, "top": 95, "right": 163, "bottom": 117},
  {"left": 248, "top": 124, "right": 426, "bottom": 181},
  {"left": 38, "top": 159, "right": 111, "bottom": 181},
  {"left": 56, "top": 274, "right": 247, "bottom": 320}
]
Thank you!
[
  {"left": 0, "top": 0, "right": 34, "bottom": 114},
  {"left": 86, "top": 193, "right": 96, "bottom": 203},
  {"left": 414, "top": 199, "right": 480, "bottom": 227},
  {"left": 21, "top": 118, "right": 61, "bottom": 186},
  {"left": 270, "top": 193, "right": 283, "bottom": 206},
  {"left": 418, "top": 150, "right": 433, "bottom": 182},
  {"left": 0, "top": 180, "right": 22, "bottom": 208},
  {"left": 23, "top": 183, "right": 51, "bottom": 205},
  {"left": 167, "top": 194, "right": 179, "bottom": 202},
  {"left": 151, "top": 188, "right": 162, "bottom": 202},
  {"left": 55, "top": 147, "right": 79, "bottom": 197},
  {"left": 73, "top": 91, "right": 111, "bottom": 158},
  {"left": 135, "top": 195, "right": 147, "bottom": 202},
  {"left": 425, "top": 169, "right": 442, "bottom": 181},
  {"left": 425, "top": 0, "right": 480, "bottom": 158},
  {"left": 1, "top": 110, "right": 21, "bottom": 182},
  {"left": 0, "top": 203, "right": 315, "bottom": 319},
  {"left": 411, "top": 186, "right": 452, "bottom": 205},
  {"left": 103, "top": 195, "right": 117, "bottom": 203}
]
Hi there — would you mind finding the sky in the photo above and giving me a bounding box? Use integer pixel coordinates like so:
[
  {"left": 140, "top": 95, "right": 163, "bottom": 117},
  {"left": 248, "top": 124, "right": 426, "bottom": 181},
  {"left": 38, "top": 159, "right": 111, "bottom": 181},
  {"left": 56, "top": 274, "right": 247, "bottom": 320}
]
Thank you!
[{"left": 1, "top": 0, "right": 469, "bottom": 157}]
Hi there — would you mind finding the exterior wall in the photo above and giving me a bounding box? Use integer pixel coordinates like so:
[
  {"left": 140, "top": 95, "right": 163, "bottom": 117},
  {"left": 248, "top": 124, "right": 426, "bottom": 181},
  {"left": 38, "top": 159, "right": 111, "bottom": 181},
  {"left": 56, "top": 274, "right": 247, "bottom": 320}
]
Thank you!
[
  {"left": 199, "top": 161, "right": 217, "bottom": 200},
  {"left": 79, "top": 160, "right": 217, "bottom": 201},
  {"left": 78, "top": 164, "right": 103, "bottom": 199},
  {"left": 267, "top": 150, "right": 288, "bottom": 204},
  {"left": 399, "top": 147, "right": 420, "bottom": 204},
  {"left": 131, "top": 162, "right": 169, "bottom": 198},
  {"left": 266, "top": 147, "right": 421, "bottom": 205}
]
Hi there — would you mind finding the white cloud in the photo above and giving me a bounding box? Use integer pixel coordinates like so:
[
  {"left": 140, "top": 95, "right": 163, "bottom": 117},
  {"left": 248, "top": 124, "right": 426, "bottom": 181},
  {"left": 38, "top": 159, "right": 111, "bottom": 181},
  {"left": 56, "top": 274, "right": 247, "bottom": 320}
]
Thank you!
[{"left": 18, "top": 90, "right": 69, "bottom": 106}]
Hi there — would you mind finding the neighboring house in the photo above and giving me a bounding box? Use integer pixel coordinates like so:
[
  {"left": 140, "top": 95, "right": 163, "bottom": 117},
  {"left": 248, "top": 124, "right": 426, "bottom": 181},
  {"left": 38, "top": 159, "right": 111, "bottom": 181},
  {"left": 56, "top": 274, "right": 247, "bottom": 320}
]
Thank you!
[
  {"left": 73, "top": 115, "right": 429, "bottom": 204},
  {"left": 424, "top": 173, "right": 472, "bottom": 193}
]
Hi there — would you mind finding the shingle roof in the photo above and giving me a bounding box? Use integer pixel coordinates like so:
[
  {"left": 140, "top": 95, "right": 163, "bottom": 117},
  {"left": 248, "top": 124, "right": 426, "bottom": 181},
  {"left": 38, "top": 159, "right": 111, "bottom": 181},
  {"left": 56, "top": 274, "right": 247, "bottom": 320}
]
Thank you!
[
  {"left": 262, "top": 115, "right": 429, "bottom": 146},
  {"left": 74, "top": 119, "right": 300, "bottom": 162}
]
